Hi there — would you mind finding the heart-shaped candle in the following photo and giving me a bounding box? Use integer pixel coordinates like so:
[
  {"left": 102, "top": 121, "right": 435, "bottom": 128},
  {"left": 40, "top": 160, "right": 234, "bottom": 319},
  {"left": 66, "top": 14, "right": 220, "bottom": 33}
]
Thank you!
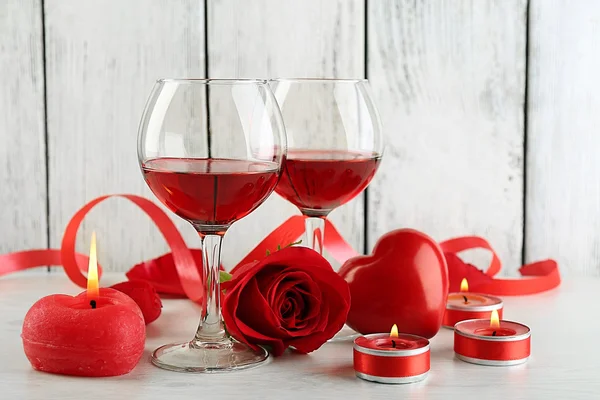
[
  {"left": 21, "top": 233, "right": 145, "bottom": 377},
  {"left": 339, "top": 229, "right": 449, "bottom": 338}
]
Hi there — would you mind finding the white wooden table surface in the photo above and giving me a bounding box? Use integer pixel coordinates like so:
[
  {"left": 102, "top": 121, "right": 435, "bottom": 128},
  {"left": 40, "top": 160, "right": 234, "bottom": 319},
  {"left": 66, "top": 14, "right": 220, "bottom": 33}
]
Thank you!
[{"left": 1, "top": 273, "right": 598, "bottom": 400}]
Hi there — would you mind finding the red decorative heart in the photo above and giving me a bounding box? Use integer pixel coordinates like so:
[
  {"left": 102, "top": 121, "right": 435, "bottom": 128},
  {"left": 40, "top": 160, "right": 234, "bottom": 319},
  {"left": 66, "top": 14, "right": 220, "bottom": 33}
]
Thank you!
[{"left": 338, "top": 229, "right": 449, "bottom": 338}]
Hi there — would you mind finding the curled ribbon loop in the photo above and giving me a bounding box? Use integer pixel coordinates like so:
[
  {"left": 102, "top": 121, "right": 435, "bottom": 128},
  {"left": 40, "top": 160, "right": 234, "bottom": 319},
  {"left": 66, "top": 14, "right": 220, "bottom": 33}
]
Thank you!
[
  {"left": 438, "top": 236, "right": 501, "bottom": 277},
  {"left": 439, "top": 237, "right": 561, "bottom": 296},
  {"left": 0, "top": 194, "right": 203, "bottom": 303},
  {"left": 61, "top": 195, "right": 203, "bottom": 302}
]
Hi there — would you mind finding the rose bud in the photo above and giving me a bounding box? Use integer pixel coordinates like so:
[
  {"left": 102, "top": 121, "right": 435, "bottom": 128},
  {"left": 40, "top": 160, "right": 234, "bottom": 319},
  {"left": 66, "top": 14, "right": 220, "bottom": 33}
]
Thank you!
[{"left": 222, "top": 247, "right": 350, "bottom": 356}]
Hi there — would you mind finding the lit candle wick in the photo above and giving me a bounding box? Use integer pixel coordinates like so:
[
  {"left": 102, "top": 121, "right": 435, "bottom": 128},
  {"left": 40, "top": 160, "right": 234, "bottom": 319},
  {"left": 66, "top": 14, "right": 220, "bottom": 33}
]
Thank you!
[
  {"left": 90, "top": 300, "right": 97, "bottom": 309},
  {"left": 391, "top": 340, "right": 396, "bottom": 348},
  {"left": 492, "top": 331, "right": 497, "bottom": 336},
  {"left": 463, "top": 295, "right": 468, "bottom": 304}
]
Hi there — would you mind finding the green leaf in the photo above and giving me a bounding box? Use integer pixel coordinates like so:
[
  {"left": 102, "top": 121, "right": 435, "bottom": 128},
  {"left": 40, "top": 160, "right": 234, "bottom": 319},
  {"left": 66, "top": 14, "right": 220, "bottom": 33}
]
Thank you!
[
  {"left": 266, "top": 249, "right": 271, "bottom": 256},
  {"left": 219, "top": 271, "right": 232, "bottom": 283},
  {"left": 285, "top": 239, "right": 302, "bottom": 248}
]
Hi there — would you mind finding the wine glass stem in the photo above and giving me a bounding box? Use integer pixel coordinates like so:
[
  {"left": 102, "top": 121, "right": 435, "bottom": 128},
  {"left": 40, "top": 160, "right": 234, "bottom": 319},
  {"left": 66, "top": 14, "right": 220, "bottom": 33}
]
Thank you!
[
  {"left": 194, "top": 233, "right": 226, "bottom": 343},
  {"left": 304, "top": 216, "right": 325, "bottom": 255}
]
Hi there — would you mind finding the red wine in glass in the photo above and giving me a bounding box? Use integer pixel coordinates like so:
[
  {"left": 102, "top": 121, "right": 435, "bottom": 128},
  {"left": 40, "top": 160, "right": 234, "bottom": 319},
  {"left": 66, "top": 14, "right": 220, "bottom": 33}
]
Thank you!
[
  {"left": 275, "top": 150, "right": 381, "bottom": 214},
  {"left": 142, "top": 158, "right": 279, "bottom": 226}
]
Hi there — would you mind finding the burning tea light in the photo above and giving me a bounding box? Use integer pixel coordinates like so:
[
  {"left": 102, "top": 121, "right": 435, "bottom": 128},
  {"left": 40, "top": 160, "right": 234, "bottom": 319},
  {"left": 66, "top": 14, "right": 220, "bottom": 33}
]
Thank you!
[
  {"left": 454, "top": 310, "right": 531, "bottom": 366},
  {"left": 353, "top": 324, "right": 430, "bottom": 384},
  {"left": 443, "top": 278, "right": 503, "bottom": 328},
  {"left": 21, "top": 233, "right": 146, "bottom": 377}
]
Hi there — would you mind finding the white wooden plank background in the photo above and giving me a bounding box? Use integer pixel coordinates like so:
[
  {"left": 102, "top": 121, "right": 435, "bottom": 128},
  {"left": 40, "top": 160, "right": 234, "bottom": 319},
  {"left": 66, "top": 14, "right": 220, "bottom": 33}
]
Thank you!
[
  {"left": 367, "top": 0, "right": 527, "bottom": 274},
  {"left": 0, "top": 0, "right": 47, "bottom": 253},
  {"left": 3, "top": 0, "right": 600, "bottom": 276},
  {"left": 209, "top": 0, "right": 365, "bottom": 269},
  {"left": 44, "top": 0, "right": 204, "bottom": 271},
  {"left": 526, "top": 0, "right": 600, "bottom": 276}
]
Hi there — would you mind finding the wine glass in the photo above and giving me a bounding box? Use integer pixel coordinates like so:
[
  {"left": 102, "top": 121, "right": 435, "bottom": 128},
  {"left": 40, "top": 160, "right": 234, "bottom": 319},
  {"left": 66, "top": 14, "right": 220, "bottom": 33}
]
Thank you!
[
  {"left": 270, "top": 79, "right": 383, "bottom": 254},
  {"left": 138, "top": 79, "right": 286, "bottom": 372}
]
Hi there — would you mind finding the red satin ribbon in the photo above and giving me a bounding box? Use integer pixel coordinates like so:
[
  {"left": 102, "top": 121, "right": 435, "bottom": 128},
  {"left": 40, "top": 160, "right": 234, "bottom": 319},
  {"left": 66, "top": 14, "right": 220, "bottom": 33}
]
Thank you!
[
  {"left": 0, "top": 195, "right": 203, "bottom": 303},
  {"left": 353, "top": 350, "right": 430, "bottom": 378},
  {"left": 454, "top": 333, "right": 530, "bottom": 361},
  {"left": 0, "top": 193, "right": 559, "bottom": 299},
  {"left": 439, "top": 236, "right": 561, "bottom": 296},
  {"left": 0, "top": 249, "right": 94, "bottom": 277},
  {"left": 233, "top": 217, "right": 359, "bottom": 271},
  {"left": 442, "top": 308, "right": 503, "bottom": 328}
]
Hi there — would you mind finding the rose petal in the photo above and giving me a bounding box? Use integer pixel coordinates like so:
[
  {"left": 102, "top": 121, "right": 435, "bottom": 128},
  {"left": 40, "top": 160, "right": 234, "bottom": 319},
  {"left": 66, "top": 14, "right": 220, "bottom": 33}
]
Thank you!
[
  {"left": 281, "top": 291, "right": 307, "bottom": 330},
  {"left": 445, "top": 252, "right": 494, "bottom": 292},
  {"left": 266, "top": 270, "right": 299, "bottom": 307},
  {"left": 267, "top": 271, "right": 315, "bottom": 318},
  {"left": 265, "top": 271, "right": 323, "bottom": 335},
  {"left": 292, "top": 279, "right": 322, "bottom": 321},
  {"left": 223, "top": 274, "right": 287, "bottom": 355},
  {"left": 110, "top": 280, "right": 163, "bottom": 324},
  {"left": 234, "top": 318, "right": 286, "bottom": 357},
  {"left": 235, "top": 278, "right": 283, "bottom": 338},
  {"left": 126, "top": 249, "right": 225, "bottom": 298},
  {"left": 283, "top": 290, "right": 322, "bottom": 336},
  {"left": 288, "top": 274, "right": 350, "bottom": 353},
  {"left": 221, "top": 279, "right": 257, "bottom": 351}
]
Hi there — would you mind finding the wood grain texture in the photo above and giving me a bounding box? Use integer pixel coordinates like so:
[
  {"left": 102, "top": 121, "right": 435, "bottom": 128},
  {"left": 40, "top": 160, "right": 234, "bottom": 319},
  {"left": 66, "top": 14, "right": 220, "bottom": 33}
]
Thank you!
[
  {"left": 45, "top": 0, "right": 204, "bottom": 271},
  {"left": 0, "top": 0, "right": 47, "bottom": 252},
  {"left": 209, "top": 0, "right": 365, "bottom": 269},
  {"left": 2, "top": 273, "right": 600, "bottom": 399},
  {"left": 368, "top": 0, "right": 527, "bottom": 274},
  {"left": 526, "top": 0, "right": 600, "bottom": 276}
]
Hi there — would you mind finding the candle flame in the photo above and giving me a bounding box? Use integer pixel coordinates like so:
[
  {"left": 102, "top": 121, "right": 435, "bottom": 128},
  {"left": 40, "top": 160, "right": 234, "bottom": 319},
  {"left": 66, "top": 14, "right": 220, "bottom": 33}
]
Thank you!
[
  {"left": 490, "top": 309, "right": 500, "bottom": 328},
  {"left": 460, "top": 278, "right": 469, "bottom": 292},
  {"left": 87, "top": 231, "right": 99, "bottom": 301},
  {"left": 390, "top": 324, "right": 399, "bottom": 338}
]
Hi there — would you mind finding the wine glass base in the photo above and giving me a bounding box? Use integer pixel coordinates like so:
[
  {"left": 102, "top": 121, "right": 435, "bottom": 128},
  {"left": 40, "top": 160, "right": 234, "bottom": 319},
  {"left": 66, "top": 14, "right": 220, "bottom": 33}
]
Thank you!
[{"left": 151, "top": 339, "right": 269, "bottom": 373}]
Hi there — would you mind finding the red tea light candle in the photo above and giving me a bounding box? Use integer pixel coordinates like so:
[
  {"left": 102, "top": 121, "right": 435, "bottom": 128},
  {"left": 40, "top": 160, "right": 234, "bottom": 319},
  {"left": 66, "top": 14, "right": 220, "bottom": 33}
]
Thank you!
[
  {"left": 353, "top": 324, "right": 430, "bottom": 384},
  {"left": 443, "top": 278, "right": 503, "bottom": 328},
  {"left": 454, "top": 310, "right": 531, "bottom": 366},
  {"left": 21, "top": 233, "right": 146, "bottom": 377}
]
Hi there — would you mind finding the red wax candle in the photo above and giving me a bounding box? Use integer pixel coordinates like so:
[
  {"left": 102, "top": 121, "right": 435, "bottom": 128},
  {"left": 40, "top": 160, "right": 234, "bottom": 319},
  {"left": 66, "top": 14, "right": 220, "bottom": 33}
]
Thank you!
[
  {"left": 353, "top": 325, "right": 430, "bottom": 384},
  {"left": 22, "top": 288, "right": 145, "bottom": 377},
  {"left": 443, "top": 278, "right": 503, "bottom": 328},
  {"left": 21, "top": 233, "right": 145, "bottom": 377},
  {"left": 453, "top": 311, "right": 531, "bottom": 366}
]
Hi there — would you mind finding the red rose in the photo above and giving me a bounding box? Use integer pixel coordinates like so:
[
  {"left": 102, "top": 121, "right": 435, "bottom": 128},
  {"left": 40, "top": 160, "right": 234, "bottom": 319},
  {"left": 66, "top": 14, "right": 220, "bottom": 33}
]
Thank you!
[
  {"left": 222, "top": 247, "right": 350, "bottom": 356},
  {"left": 111, "top": 280, "right": 163, "bottom": 324}
]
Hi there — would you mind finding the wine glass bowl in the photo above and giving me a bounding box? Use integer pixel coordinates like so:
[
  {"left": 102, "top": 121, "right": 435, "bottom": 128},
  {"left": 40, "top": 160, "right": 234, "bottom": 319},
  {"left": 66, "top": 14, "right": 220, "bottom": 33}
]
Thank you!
[
  {"left": 275, "top": 149, "right": 381, "bottom": 216},
  {"left": 138, "top": 79, "right": 286, "bottom": 372},
  {"left": 142, "top": 158, "right": 280, "bottom": 228},
  {"left": 270, "top": 78, "right": 383, "bottom": 252}
]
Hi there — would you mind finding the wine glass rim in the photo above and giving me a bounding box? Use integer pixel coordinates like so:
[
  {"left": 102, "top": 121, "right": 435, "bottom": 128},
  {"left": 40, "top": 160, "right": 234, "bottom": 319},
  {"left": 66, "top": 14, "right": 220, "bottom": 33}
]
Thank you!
[
  {"left": 157, "top": 78, "right": 268, "bottom": 85},
  {"left": 270, "top": 78, "right": 367, "bottom": 83}
]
